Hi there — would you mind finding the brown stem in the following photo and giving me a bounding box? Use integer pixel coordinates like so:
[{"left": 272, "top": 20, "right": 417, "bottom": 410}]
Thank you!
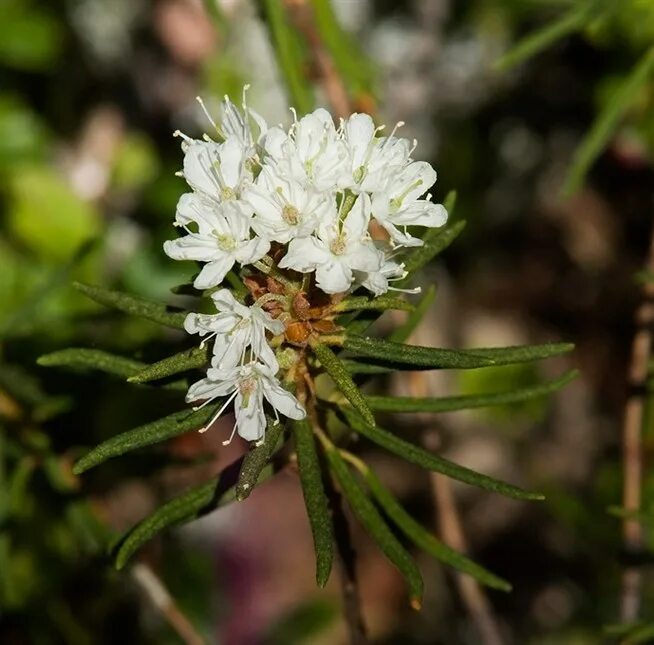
[
  {"left": 283, "top": 0, "right": 352, "bottom": 119},
  {"left": 432, "top": 473, "right": 504, "bottom": 645},
  {"left": 619, "top": 224, "right": 654, "bottom": 622},
  {"left": 131, "top": 562, "right": 205, "bottom": 645},
  {"left": 402, "top": 316, "right": 504, "bottom": 644}
]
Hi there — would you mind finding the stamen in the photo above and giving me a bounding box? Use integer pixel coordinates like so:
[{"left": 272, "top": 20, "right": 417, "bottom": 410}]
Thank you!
[
  {"left": 173, "top": 130, "right": 193, "bottom": 143},
  {"left": 199, "top": 389, "right": 238, "bottom": 433},
  {"left": 199, "top": 331, "right": 218, "bottom": 349},
  {"left": 222, "top": 418, "right": 239, "bottom": 445},
  {"left": 196, "top": 96, "right": 219, "bottom": 132}
]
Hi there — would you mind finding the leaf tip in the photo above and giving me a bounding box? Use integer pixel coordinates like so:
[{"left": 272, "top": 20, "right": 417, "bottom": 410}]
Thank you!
[{"left": 410, "top": 597, "right": 422, "bottom": 611}]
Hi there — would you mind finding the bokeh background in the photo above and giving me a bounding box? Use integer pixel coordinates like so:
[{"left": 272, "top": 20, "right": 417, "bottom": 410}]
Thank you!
[{"left": 2, "top": 0, "right": 654, "bottom": 643}]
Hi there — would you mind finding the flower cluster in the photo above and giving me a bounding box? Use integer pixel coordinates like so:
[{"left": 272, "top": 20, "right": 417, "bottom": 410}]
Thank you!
[{"left": 164, "top": 90, "right": 447, "bottom": 442}]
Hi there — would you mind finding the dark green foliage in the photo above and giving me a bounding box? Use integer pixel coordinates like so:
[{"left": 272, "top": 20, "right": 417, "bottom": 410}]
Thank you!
[
  {"left": 73, "top": 404, "right": 221, "bottom": 474},
  {"left": 342, "top": 408, "right": 544, "bottom": 501},
  {"left": 291, "top": 418, "right": 334, "bottom": 587}
]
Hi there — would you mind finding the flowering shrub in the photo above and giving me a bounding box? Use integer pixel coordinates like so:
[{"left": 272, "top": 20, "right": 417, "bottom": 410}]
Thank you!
[{"left": 40, "top": 92, "right": 576, "bottom": 606}]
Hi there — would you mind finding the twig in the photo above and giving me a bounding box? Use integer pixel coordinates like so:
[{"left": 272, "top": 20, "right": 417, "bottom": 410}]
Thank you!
[
  {"left": 131, "top": 562, "right": 205, "bottom": 645},
  {"left": 403, "top": 315, "right": 504, "bottom": 644},
  {"left": 324, "top": 470, "right": 367, "bottom": 644},
  {"left": 283, "top": 0, "right": 352, "bottom": 119},
  {"left": 432, "top": 473, "right": 504, "bottom": 645},
  {"left": 619, "top": 222, "right": 654, "bottom": 622}
]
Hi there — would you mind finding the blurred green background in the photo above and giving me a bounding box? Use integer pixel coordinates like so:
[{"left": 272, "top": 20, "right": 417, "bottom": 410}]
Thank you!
[{"left": 1, "top": 0, "right": 654, "bottom": 643}]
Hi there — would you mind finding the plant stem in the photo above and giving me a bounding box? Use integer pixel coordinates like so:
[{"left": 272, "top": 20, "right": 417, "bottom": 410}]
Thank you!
[{"left": 619, "top": 219, "right": 654, "bottom": 622}]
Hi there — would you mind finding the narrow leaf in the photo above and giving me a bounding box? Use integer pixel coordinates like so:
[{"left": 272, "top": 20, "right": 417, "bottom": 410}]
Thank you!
[
  {"left": 73, "top": 404, "right": 221, "bottom": 474},
  {"left": 128, "top": 345, "right": 209, "bottom": 384},
  {"left": 291, "top": 418, "right": 334, "bottom": 587},
  {"left": 74, "top": 281, "right": 187, "bottom": 329},
  {"left": 467, "top": 343, "right": 574, "bottom": 365},
  {"left": 333, "top": 295, "right": 414, "bottom": 314},
  {"left": 494, "top": 1, "right": 596, "bottom": 71},
  {"left": 364, "top": 466, "right": 511, "bottom": 591},
  {"left": 564, "top": 45, "right": 654, "bottom": 194},
  {"left": 326, "top": 447, "right": 424, "bottom": 607},
  {"left": 114, "top": 458, "right": 274, "bottom": 569},
  {"left": 342, "top": 336, "right": 496, "bottom": 370},
  {"left": 389, "top": 285, "right": 437, "bottom": 344},
  {"left": 38, "top": 348, "right": 147, "bottom": 379},
  {"left": 364, "top": 369, "right": 578, "bottom": 413},
  {"left": 342, "top": 409, "right": 543, "bottom": 501},
  {"left": 343, "top": 336, "right": 573, "bottom": 370},
  {"left": 236, "top": 418, "right": 285, "bottom": 501},
  {"left": 312, "top": 343, "right": 376, "bottom": 426},
  {"left": 326, "top": 448, "right": 424, "bottom": 609}
]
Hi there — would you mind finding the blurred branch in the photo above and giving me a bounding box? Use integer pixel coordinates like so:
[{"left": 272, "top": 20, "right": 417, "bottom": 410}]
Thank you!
[
  {"left": 131, "top": 562, "right": 205, "bottom": 645},
  {"left": 619, "top": 218, "right": 654, "bottom": 622},
  {"left": 284, "top": 0, "right": 351, "bottom": 119},
  {"left": 431, "top": 472, "right": 504, "bottom": 645},
  {"left": 405, "top": 320, "right": 503, "bottom": 644}
]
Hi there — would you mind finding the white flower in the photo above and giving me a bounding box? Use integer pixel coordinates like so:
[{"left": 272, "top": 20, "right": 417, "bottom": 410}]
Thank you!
[
  {"left": 182, "top": 136, "right": 251, "bottom": 207},
  {"left": 371, "top": 161, "right": 447, "bottom": 246},
  {"left": 184, "top": 289, "right": 284, "bottom": 371},
  {"left": 357, "top": 258, "right": 409, "bottom": 296},
  {"left": 340, "top": 113, "right": 411, "bottom": 192},
  {"left": 186, "top": 361, "right": 306, "bottom": 443},
  {"left": 242, "top": 165, "right": 335, "bottom": 243},
  {"left": 263, "top": 108, "right": 347, "bottom": 192},
  {"left": 278, "top": 193, "right": 383, "bottom": 294},
  {"left": 163, "top": 194, "right": 269, "bottom": 289},
  {"left": 218, "top": 91, "right": 267, "bottom": 153}
]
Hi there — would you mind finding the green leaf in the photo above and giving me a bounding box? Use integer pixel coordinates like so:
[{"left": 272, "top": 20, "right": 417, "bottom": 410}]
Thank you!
[
  {"left": 291, "top": 418, "right": 335, "bottom": 587},
  {"left": 258, "top": 0, "right": 314, "bottom": 113},
  {"left": 127, "top": 345, "right": 209, "bottom": 384},
  {"left": 332, "top": 294, "right": 414, "bottom": 314},
  {"left": 564, "top": 45, "right": 654, "bottom": 194},
  {"left": 342, "top": 409, "right": 543, "bottom": 501},
  {"left": 73, "top": 404, "right": 221, "bottom": 474},
  {"left": 74, "top": 281, "right": 187, "bottom": 329},
  {"left": 388, "top": 285, "right": 437, "bottom": 344},
  {"left": 236, "top": 418, "right": 285, "bottom": 501},
  {"left": 114, "top": 457, "right": 273, "bottom": 569},
  {"left": 363, "top": 466, "right": 511, "bottom": 591},
  {"left": 38, "top": 348, "right": 187, "bottom": 391},
  {"left": 364, "top": 369, "right": 578, "bottom": 413},
  {"left": 468, "top": 343, "right": 575, "bottom": 365},
  {"left": 38, "top": 348, "right": 147, "bottom": 379},
  {"left": 494, "top": 1, "right": 597, "bottom": 71},
  {"left": 312, "top": 343, "right": 376, "bottom": 426},
  {"left": 326, "top": 447, "right": 423, "bottom": 607},
  {"left": 343, "top": 336, "right": 573, "bottom": 370},
  {"left": 342, "top": 336, "right": 496, "bottom": 370}
]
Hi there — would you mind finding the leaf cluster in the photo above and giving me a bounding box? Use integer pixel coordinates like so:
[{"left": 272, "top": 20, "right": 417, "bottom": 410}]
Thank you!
[{"left": 42, "top": 193, "right": 576, "bottom": 605}]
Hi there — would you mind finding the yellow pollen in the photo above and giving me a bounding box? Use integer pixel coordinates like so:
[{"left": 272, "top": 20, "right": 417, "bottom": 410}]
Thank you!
[{"left": 282, "top": 205, "right": 300, "bottom": 225}]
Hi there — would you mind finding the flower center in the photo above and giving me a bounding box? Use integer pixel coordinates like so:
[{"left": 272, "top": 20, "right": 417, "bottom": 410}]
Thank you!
[
  {"left": 282, "top": 204, "right": 300, "bottom": 225},
  {"left": 215, "top": 232, "right": 237, "bottom": 251},
  {"left": 330, "top": 232, "right": 347, "bottom": 255},
  {"left": 221, "top": 186, "right": 236, "bottom": 200},
  {"left": 238, "top": 376, "right": 257, "bottom": 407}
]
